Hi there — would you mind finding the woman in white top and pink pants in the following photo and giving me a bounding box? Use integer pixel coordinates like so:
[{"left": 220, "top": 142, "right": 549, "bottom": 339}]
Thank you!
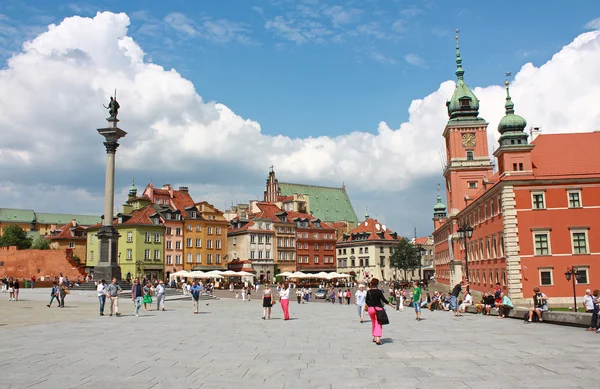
[{"left": 279, "top": 282, "right": 290, "bottom": 320}]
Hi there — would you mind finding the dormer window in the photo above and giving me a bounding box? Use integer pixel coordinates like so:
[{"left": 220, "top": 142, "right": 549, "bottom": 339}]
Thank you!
[
  {"left": 166, "top": 213, "right": 171, "bottom": 220},
  {"left": 175, "top": 214, "right": 181, "bottom": 221},
  {"left": 460, "top": 97, "right": 470, "bottom": 107},
  {"left": 191, "top": 211, "right": 197, "bottom": 218},
  {"left": 153, "top": 217, "right": 160, "bottom": 225}
]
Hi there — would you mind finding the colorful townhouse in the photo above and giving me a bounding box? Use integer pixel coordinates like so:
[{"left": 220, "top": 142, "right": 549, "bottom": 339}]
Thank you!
[
  {"left": 47, "top": 220, "right": 88, "bottom": 263},
  {"left": 86, "top": 204, "right": 166, "bottom": 280},
  {"left": 0, "top": 208, "right": 100, "bottom": 237},
  {"left": 182, "top": 201, "right": 228, "bottom": 272},
  {"left": 432, "top": 33, "right": 600, "bottom": 305}
]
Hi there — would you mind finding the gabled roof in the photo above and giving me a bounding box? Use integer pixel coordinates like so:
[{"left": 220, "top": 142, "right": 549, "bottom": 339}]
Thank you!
[
  {"left": 285, "top": 211, "right": 334, "bottom": 230},
  {"left": 340, "top": 218, "right": 400, "bottom": 242},
  {"left": 122, "top": 206, "right": 164, "bottom": 226},
  {"left": 278, "top": 183, "right": 358, "bottom": 224},
  {"left": 47, "top": 221, "right": 87, "bottom": 240}
]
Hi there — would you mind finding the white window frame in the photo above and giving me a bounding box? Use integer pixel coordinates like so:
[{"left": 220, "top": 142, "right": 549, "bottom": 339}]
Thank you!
[
  {"left": 539, "top": 268, "right": 553, "bottom": 286},
  {"left": 186, "top": 238, "right": 192, "bottom": 248},
  {"left": 186, "top": 253, "right": 192, "bottom": 263},
  {"left": 154, "top": 250, "right": 160, "bottom": 260},
  {"left": 531, "top": 191, "right": 546, "bottom": 210},
  {"left": 196, "top": 253, "right": 201, "bottom": 263},
  {"left": 166, "top": 255, "right": 172, "bottom": 264},
  {"left": 69, "top": 241, "right": 75, "bottom": 248},
  {"left": 196, "top": 225, "right": 201, "bottom": 232},
  {"left": 567, "top": 190, "right": 582, "bottom": 208},
  {"left": 216, "top": 240, "right": 221, "bottom": 249},
  {"left": 216, "top": 227, "right": 221, "bottom": 235},
  {"left": 570, "top": 228, "right": 590, "bottom": 254},
  {"left": 154, "top": 232, "right": 160, "bottom": 243},
  {"left": 144, "top": 249, "right": 151, "bottom": 260},
  {"left": 575, "top": 267, "right": 590, "bottom": 285},
  {"left": 532, "top": 230, "right": 551, "bottom": 256},
  {"left": 126, "top": 249, "right": 132, "bottom": 260}
]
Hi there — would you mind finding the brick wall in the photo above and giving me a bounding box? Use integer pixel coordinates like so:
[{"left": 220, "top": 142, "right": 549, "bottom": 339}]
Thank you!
[{"left": 0, "top": 246, "right": 86, "bottom": 280}]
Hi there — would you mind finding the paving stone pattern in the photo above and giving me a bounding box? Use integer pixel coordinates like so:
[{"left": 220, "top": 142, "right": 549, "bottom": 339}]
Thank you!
[{"left": 0, "top": 288, "right": 596, "bottom": 389}]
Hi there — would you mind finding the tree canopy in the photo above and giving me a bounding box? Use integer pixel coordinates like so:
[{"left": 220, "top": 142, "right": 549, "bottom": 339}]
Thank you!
[
  {"left": 31, "top": 234, "right": 51, "bottom": 250},
  {"left": 390, "top": 237, "right": 419, "bottom": 279},
  {"left": 0, "top": 225, "right": 32, "bottom": 250}
]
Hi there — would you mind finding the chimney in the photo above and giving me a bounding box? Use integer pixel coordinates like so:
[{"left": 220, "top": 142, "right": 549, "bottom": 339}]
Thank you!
[
  {"left": 530, "top": 127, "right": 542, "bottom": 142},
  {"left": 71, "top": 219, "right": 77, "bottom": 227},
  {"left": 178, "top": 186, "right": 189, "bottom": 193}
]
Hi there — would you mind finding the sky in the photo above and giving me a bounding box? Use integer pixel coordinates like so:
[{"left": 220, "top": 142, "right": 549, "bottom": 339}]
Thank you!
[{"left": 0, "top": 1, "right": 599, "bottom": 238}]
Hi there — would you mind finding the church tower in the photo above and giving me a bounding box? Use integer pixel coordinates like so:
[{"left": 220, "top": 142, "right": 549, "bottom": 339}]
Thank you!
[
  {"left": 493, "top": 78, "right": 534, "bottom": 175},
  {"left": 443, "top": 30, "right": 494, "bottom": 214},
  {"left": 263, "top": 166, "right": 281, "bottom": 203},
  {"left": 433, "top": 186, "right": 447, "bottom": 231}
]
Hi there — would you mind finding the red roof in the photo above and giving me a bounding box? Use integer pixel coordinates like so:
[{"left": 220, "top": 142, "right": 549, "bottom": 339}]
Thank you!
[
  {"left": 171, "top": 190, "right": 195, "bottom": 217},
  {"left": 278, "top": 195, "right": 294, "bottom": 202},
  {"left": 47, "top": 221, "right": 87, "bottom": 240},
  {"left": 341, "top": 218, "right": 400, "bottom": 242},
  {"left": 285, "top": 211, "right": 334, "bottom": 230},
  {"left": 531, "top": 132, "right": 600, "bottom": 177},
  {"left": 414, "top": 237, "right": 428, "bottom": 245}
]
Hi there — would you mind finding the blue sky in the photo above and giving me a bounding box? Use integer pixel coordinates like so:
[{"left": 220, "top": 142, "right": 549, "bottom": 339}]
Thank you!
[
  {"left": 2, "top": 0, "right": 598, "bottom": 138},
  {"left": 0, "top": 1, "right": 599, "bottom": 237}
]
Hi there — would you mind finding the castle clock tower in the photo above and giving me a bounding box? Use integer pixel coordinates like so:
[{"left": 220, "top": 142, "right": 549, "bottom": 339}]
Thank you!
[{"left": 443, "top": 30, "right": 494, "bottom": 214}]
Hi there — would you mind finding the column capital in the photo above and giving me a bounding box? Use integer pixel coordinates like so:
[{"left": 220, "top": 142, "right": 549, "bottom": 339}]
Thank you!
[{"left": 104, "top": 141, "right": 120, "bottom": 154}]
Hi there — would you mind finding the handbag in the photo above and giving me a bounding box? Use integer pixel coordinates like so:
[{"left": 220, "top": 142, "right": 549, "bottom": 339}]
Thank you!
[{"left": 375, "top": 308, "right": 389, "bottom": 325}]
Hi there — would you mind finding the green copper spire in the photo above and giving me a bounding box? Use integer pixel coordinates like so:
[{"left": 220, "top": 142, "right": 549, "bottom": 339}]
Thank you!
[
  {"left": 433, "top": 184, "right": 447, "bottom": 218},
  {"left": 455, "top": 30, "right": 464, "bottom": 80},
  {"left": 365, "top": 207, "right": 369, "bottom": 220},
  {"left": 446, "top": 29, "right": 481, "bottom": 122},
  {"left": 128, "top": 176, "right": 137, "bottom": 197},
  {"left": 498, "top": 75, "right": 528, "bottom": 146}
]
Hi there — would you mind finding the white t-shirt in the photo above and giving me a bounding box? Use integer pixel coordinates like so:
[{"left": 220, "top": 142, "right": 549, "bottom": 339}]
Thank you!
[
  {"left": 97, "top": 283, "right": 105, "bottom": 297},
  {"left": 279, "top": 288, "right": 290, "bottom": 300},
  {"left": 584, "top": 294, "right": 594, "bottom": 311},
  {"left": 464, "top": 294, "right": 473, "bottom": 304}
]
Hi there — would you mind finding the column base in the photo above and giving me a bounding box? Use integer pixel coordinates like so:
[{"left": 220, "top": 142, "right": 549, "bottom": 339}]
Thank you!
[{"left": 95, "top": 226, "right": 122, "bottom": 281}]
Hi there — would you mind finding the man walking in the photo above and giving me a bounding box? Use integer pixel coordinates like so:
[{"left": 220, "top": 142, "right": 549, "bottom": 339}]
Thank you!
[
  {"left": 190, "top": 281, "right": 203, "bottom": 314},
  {"left": 47, "top": 281, "right": 60, "bottom": 307},
  {"left": 451, "top": 281, "right": 466, "bottom": 316},
  {"left": 106, "top": 278, "right": 122, "bottom": 317},
  {"left": 413, "top": 281, "right": 422, "bottom": 321},
  {"left": 97, "top": 279, "right": 107, "bottom": 316},
  {"left": 156, "top": 280, "right": 166, "bottom": 311},
  {"left": 355, "top": 284, "right": 367, "bottom": 323},
  {"left": 132, "top": 278, "right": 143, "bottom": 317}
]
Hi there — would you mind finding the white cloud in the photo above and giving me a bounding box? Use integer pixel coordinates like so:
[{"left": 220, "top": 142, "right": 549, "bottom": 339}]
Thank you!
[
  {"left": 265, "top": 16, "right": 331, "bottom": 45},
  {"left": 404, "top": 53, "right": 426, "bottom": 67},
  {"left": 584, "top": 17, "right": 600, "bottom": 30},
  {"left": 2, "top": 12, "right": 600, "bottom": 234},
  {"left": 322, "top": 6, "right": 362, "bottom": 28},
  {"left": 163, "top": 12, "right": 254, "bottom": 44}
]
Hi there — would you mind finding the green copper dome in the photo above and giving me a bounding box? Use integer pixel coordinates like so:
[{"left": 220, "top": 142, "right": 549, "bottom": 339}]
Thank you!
[
  {"left": 447, "top": 31, "right": 480, "bottom": 121},
  {"left": 433, "top": 192, "right": 447, "bottom": 218},
  {"left": 498, "top": 81, "right": 529, "bottom": 146},
  {"left": 128, "top": 177, "right": 137, "bottom": 196}
]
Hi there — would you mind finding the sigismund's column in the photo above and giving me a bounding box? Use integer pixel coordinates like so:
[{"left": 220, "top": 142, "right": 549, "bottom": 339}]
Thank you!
[{"left": 94, "top": 95, "right": 126, "bottom": 281}]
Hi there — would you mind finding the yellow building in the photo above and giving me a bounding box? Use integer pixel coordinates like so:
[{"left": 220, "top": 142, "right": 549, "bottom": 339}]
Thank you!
[
  {"left": 183, "top": 202, "right": 228, "bottom": 271},
  {"left": 0, "top": 208, "right": 100, "bottom": 237}
]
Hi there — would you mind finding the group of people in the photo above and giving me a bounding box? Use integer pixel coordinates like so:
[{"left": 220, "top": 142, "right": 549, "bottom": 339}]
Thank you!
[
  {"left": 261, "top": 282, "right": 290, "bottom": 320},
  {"left": 1, "top": 277, "right": 20, "bottom": 301},
  {"left": 583, "top": 289, "right": 600, "bottom": 332},
  {"left": 296, "top": 287, "right": 312, "bottom": 303},
  {"left": 95, "top": 278, "right": 166, "bottom": 317}
]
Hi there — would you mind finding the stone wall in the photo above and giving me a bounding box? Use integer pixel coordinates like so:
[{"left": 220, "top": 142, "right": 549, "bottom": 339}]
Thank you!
[{"left": 0, "top": 246, "right": 86, "bottom": 280}]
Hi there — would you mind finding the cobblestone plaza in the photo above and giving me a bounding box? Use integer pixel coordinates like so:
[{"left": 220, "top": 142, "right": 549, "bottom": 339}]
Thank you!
[{"left": 0, "top": 289, "right": 595, "bottom": 389}]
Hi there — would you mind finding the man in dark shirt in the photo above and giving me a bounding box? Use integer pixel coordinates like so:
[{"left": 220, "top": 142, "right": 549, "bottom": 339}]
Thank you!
[
  {"left": 484, "top": 292, "right": 496, "bottom": 316},
  {"left": 450, "top": 281, "right": 465, "bottom": 316}
]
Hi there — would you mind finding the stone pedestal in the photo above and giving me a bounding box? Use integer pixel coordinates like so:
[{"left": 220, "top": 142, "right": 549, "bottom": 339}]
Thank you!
[
  {"left": 93, "top": 117, "right": 126, "bottom": 281},
  {"left": 94, "top": 226, "right": 122, "bottom": 281}
]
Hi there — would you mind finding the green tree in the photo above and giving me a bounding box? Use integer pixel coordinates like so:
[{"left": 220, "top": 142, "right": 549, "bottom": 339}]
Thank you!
[
  {"left": 390, "top": 237, "right": 419, "bottom": 280},
  {"left": 0, "top": 225, "right": 32, "bottom": 250},
  {"left": 31, "top": 235, "right": 51, "bottom": 250}
]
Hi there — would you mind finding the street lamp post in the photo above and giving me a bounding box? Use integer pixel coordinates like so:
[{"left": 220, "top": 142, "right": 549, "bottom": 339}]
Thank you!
[
  {"left": 564, "top": 267, "right": 579, "bottom": 312},
  {"left": 417, "top": 245, "right": 426, "bottom": 281},
  {"left": 457, "top": 225, "right": 474, "bottom": 286}
]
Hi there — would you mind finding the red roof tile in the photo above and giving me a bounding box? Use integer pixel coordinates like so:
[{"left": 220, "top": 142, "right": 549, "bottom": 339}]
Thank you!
[
  {"left": 531, "top": 132, "right": 600, "bottom": 177},
  {"left": 341, "top": 218, "right": 400, "bottom": 242},
  {"left": 47, "top": 221, "right": 87, "bottom": 240},
  {"left": 122, "top": 205, "right": 163, "bottom": 226}
]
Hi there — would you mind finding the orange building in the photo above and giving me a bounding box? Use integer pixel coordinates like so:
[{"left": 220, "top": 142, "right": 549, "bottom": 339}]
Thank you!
[
  {"left": 432, "top": 33, "right": 600, "bottom": 305},
  {"left": 182, "top": 201, "right": 228, "bottom": 272},
  {"left": 47, "top": 220, "right": 88, "bottom": 262}
]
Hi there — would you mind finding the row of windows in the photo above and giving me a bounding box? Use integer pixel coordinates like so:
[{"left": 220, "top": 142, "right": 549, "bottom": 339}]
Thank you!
[
  {"left": 183, "top": 238, "right": 222, "bottom": 249},
  {"left": 338, "top": 258, "right": 372, "bottom": 267},
  {"left": 185, "top": 253, "right": 222, "bottom": 264},
  {"left": 250, "top": 235, "right": 272, "bottom": 244},
  {"left": 277, "top": 251, "right": 295, "bottom": 261},
  {"left": 250, "top": 250, "right": 271, "bottom": 259},
  {"left": 166, "top": 255, "right": 182, "bottom": 265},
  {"left": 296, "top": 232, "right": 335, "bottom": 240},
  {"left": 531, "top": 190, "right": 582, "bottom": 210},
  {"left": 533, "top": 229, "right": 590, "bottom": 255},
  {"left": 185, "top": 225, "right": 222, "bottom": 234},
  {"left": 277, "top": 226, "right": 294, "bottom": 234},
  {"left": 462, "top": 233, "right": 505, "bottom": 262},
  {"left": 463, "top": 196, "right": 502, "bottom": 228},
  {"left": 539, "top": 267, "right": 589, "bottom": 286},
  {"left": 297, "top": 256, "right": 335, "bottom": 264},
  {"left": 297, "top": 243, "right": 334, "bottom": 250},
  {"left": 277, "top": 237, "right": 296, "bottom": 247}
]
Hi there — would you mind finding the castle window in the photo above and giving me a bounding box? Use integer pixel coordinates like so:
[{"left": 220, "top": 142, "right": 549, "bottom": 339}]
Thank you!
[
  {"left": 466, "top": 151, "right": 474, "bottom": 161},
  {"left": 519, "top": 163, "right": 524, "bottom": 171},
  {"left": 468, "top": 182, "right": 477, "bottom": 189}
]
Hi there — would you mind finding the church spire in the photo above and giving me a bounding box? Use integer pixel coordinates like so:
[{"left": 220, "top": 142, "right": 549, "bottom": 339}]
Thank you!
[
  {"left": 446, "top": 29, "right": 481, "bottom": 121},
  {"left": 497, "top": 73, "right": 528, "bottom": 146},
  {"left": 128, "top": 176, "right": 137, "bottom": 198},
  {"left": 433, "top": 184, "right": 447, "bottom": 218},
  {"left": 455, "top": 29, "right": 464, "bottom": 81},
  {"left": 365, "top": 207, "right": 369, "bottom": 220}
]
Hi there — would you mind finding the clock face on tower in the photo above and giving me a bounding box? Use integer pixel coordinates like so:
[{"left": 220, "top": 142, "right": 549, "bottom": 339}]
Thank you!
[{"left": 462, "top": 133, "right": 476, "bottom": 147}]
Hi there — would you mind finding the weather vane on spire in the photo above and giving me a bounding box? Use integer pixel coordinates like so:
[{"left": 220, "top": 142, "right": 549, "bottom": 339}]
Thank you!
[{"left": 505, "top": 71, "right": 512, "bottom": 86}]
